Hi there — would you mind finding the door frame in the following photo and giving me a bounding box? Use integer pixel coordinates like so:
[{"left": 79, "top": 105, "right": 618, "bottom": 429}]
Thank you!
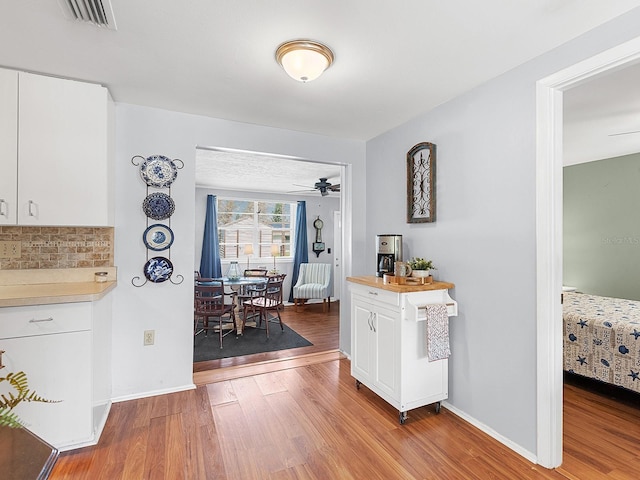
[
  {"left": 333, "top": 210, "right": 342, "bottom": 301},
  {"left": 535, "top": 35, "right": 640, "bottom": 468}
]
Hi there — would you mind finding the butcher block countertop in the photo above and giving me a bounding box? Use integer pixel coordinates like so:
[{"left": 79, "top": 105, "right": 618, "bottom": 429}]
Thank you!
[
  {"left": 0, "top": 267, "right": 117, "bottom": 307},
  {"left": 347, "top": 275, "right": 454, "bottom": 293}
]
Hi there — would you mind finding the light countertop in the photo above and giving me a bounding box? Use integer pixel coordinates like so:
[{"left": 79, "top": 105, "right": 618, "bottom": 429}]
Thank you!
[
  {"left": 0, "top": 267, "right": 117, "bottom": 307},
  {"left": 347, "top": 275, "right": 454, "bottom": 293}
]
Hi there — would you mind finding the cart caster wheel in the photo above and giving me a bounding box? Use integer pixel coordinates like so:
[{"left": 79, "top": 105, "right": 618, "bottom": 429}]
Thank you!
[
  {"left": 355, "top": 380, "right": 361, "bottom": 390},
  {"left": 399, "top": 411, "right": 407, "bottom": 424},
  {"left": 435, "top": 402, "right": 441, "bottom": 414}
]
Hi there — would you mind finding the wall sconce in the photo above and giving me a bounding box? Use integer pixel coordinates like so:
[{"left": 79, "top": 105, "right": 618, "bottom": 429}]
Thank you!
[
  {"left": 270, "top": 244, "right": 280, "bottom": 273},
  {"left": 275, "top": 39, "right": 334, "bottom": 83},
  {"left": 244, "top": 244, "right": 254, "bottom": 270}
]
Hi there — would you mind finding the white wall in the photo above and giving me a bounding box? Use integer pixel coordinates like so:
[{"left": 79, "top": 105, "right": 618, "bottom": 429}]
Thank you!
[
  {"left": 112, "top": 104, "right": 365, "bottom": 400},
  {"left": 194, "top": 187, "right": 340, "bottom": 301},
  {"left": 366, "top": 7, "right": 640, "bottom": 460}
]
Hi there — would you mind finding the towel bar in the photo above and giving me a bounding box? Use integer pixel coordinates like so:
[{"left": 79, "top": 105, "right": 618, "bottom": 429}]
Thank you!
[
  {"left": 413, "top": 302, "right": 457, "bottom": 321},
  {"left": 417, "top": 302, "right": 455, "bottom": 308}
]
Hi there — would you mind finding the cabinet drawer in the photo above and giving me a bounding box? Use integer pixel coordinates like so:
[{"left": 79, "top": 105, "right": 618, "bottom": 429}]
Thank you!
[
  {"left": 0, "top": 302, "right": 91, "bottom": 339},
  {"left": 350, "top": 284, "right": 399, "bottom": 307}
]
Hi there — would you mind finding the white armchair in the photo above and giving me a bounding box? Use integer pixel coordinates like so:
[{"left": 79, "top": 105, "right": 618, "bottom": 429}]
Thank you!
[{"left": 292, "top": 263, "right": 332, "bottom": 312}]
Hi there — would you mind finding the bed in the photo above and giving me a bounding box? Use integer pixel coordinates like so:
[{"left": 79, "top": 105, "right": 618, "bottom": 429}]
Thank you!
[{"left": 563, "top": 291, "right": 640, "bottom": 394}]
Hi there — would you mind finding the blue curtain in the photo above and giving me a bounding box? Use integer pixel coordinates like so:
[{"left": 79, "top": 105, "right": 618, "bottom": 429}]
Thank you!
[
  {"left": 199, "top": 195, "right": 222, "bottom": 278},
  {"left": 289, "top": 201, "right": 309, "bottom": 302}
]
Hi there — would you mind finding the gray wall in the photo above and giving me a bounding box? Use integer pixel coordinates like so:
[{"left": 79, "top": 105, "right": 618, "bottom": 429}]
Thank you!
[
  {"left": 564, "top": 153, "right": 640, "bottom": 300},
  {"left": 365, "top": 7, "right": 640, "bottom": 459}
]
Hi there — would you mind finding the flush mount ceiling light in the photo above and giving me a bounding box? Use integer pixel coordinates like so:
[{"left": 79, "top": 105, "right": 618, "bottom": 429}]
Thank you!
[{"left": 275, "top": 40, "right": 334, "bottom": 83}]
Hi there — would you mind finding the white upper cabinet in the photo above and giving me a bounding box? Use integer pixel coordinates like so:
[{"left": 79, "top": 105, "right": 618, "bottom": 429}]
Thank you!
[
  {"left": 0, "top": 68, "right": 114, "bottom": 226},
  {"left": 0, "top": 69, "right": 18, "bottom": 224}
]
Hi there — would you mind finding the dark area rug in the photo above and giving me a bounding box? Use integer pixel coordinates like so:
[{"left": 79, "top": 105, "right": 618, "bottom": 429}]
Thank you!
[{"left": 193, "top": 323, "right": 313, "bottom": 362}]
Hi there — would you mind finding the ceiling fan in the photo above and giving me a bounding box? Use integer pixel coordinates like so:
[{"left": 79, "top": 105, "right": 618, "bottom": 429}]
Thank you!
[{"left": 289, "top": 178, "right": 340, "bottom": 196}]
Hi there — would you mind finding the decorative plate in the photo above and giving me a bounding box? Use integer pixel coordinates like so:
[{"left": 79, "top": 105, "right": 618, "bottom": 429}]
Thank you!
[
  {"left": 142, "top": 193, "right": 175, "bottom": 220},
  {"left": 143, "top": 256, "right": 174, "bottom": 283},
  {"left": 140, "top": 155, "right": 178, "bottom": 188},
  {"left": 143, "top": 224, "right": 174, "bottom": 251}
]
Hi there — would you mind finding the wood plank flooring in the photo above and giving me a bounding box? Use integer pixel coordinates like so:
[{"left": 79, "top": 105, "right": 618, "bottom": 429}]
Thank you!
[
  {"left": 193, "top": 301, "right": 340, "bottom": 373},
  {"left": 558, "top": 374, "right": 640, "bottom": 479},
  {"left": 49, "top": 303, "right": 640, "bottom": 479}
]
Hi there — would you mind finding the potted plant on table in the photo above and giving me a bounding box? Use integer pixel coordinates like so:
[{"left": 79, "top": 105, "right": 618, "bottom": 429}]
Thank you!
[{"left": 408, "top": 257, "right": 436, "bottom": 282}]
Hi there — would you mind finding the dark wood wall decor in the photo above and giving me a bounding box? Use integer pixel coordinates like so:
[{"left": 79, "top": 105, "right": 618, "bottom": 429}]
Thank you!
[
  {"left": 312, "top": 216, "right": 325, "bottom": 257},
  {"left": 407, "top": 142, "right": 436, "bottom": 223}
]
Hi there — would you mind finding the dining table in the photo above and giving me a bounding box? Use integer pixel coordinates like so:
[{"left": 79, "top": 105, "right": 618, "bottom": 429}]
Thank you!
[{"left": 200, "top": 276, "right": 268, "bottom": 335}]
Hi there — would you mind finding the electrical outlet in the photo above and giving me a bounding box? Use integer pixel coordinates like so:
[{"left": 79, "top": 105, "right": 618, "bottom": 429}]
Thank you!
[
  {"left": 143, "top": 330, "right": 155, "bottom": 346},
  {"left": 0, "top": 241, "right": 21, "bottom": 259}
]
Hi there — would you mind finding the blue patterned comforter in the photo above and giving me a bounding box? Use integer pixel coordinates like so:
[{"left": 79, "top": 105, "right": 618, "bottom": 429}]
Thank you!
[{"left": 563, "top": 292, "right": 640, "bottom": 393}]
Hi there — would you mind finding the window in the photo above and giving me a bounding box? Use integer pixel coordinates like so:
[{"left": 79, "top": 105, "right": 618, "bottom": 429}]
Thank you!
[{"left": 217, "top": 199, "right": 293, "bottom": 259}]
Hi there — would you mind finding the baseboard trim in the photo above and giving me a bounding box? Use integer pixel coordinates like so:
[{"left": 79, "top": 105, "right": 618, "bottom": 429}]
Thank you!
[
  {"left": 111, "top": 383, "right": 196, "bottom": 403},
  {"left": 442, "top": 401, "right": 538, "bottom": 465}
]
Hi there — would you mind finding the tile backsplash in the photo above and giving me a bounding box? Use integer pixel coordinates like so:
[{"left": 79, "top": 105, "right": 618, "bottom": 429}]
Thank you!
[{"left": 0, "top": 226, "right": 114, "bottom": 270}]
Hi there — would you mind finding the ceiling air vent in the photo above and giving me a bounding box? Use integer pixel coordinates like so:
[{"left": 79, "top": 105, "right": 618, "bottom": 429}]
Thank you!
[{"left": 58, "top": 0, "right": 117, "bottom": 30}]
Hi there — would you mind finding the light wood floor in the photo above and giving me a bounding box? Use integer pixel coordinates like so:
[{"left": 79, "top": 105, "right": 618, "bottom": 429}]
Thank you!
[
  {"left": 50, "top": 304, "right": 640, "bottom": 479},
  {"left": 557, "top": 374, "right": 640, "bottom": 479}
]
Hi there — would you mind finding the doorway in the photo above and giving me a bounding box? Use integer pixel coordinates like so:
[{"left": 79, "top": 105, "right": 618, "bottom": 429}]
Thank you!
[
  {"left": 194, "top": 147, "right": 346, "bottom": 370},
  {"left": 536, "top": 35, "right": 640, "bottom": 468}
]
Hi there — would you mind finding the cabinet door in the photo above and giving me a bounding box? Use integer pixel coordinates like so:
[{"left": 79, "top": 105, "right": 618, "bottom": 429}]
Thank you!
[
  {"left": 18, "top": 72, "right": 111, "bottom": 226},
  {"left": 0, "top": 331, "right": 92, "bottom": 448},
  {"left": 0, "top": 68, "right": 18, "bottom": 225},
  {"left": 351, "top": 298, "right": 374, "bottom": 381},
  {"left": 373, "top": 305, "right": 398, "bottom": 398}
]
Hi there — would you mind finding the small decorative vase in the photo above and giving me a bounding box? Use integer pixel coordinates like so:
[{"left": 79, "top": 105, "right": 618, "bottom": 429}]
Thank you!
[{"left": 226, "top": 261, "right": 241, "bottom": 281}]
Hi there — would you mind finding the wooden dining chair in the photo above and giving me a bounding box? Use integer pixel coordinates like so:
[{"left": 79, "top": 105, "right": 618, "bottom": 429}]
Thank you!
[
  {"left": 243, "top": 268, "right": 268, "bottom": 277},
  {"left": 194, "top": 281, "right": 237, "bottom": 348},
  {"left": 238, "top": 269, "right": 268, "bottom": 326},
  {"left": 245, "top": 274, "right": 286, "bottom": 338},
  {"left": 240, "top": 269, "right": 268, "bottom": 297}
]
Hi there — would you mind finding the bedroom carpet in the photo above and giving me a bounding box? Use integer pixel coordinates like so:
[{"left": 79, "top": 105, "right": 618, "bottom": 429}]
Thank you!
[{"left": 193, "top": 322, "right": 313, "bottom": 362}]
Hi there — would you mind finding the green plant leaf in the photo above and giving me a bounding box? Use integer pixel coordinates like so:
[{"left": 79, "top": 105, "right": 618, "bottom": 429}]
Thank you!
[
  {"left": 0, "top": 370, "right": 59, "bottom": 428},
  {"left": 408, "top": 257, "right": 436, "bottom": 270},
  {"left": 0, "top": 407, "right": 24, "bottom": 428}
]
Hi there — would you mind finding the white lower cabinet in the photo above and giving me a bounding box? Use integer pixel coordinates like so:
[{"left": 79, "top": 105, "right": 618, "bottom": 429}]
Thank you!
[
  {"left": 1, "top": 329, "right": 92, "bottom": 446},
  {"left": 0, "top": 298, "right": 112, "bottom": 450},
  {"left": 352, "top": 298, "right": 399, "bottom": 400},
  {"left": 349, "top": 281, "right": 457, "bottom": 424}
]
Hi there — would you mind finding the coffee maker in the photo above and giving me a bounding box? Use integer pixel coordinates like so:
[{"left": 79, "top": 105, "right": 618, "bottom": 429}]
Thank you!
[{"left": 376, "top": 234, "right": 402, "bottom": 277}]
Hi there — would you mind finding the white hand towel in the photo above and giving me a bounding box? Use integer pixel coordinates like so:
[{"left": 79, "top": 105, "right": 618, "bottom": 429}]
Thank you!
[{"left": 425, "top": 304, "right": 450, "bottom": 361}]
